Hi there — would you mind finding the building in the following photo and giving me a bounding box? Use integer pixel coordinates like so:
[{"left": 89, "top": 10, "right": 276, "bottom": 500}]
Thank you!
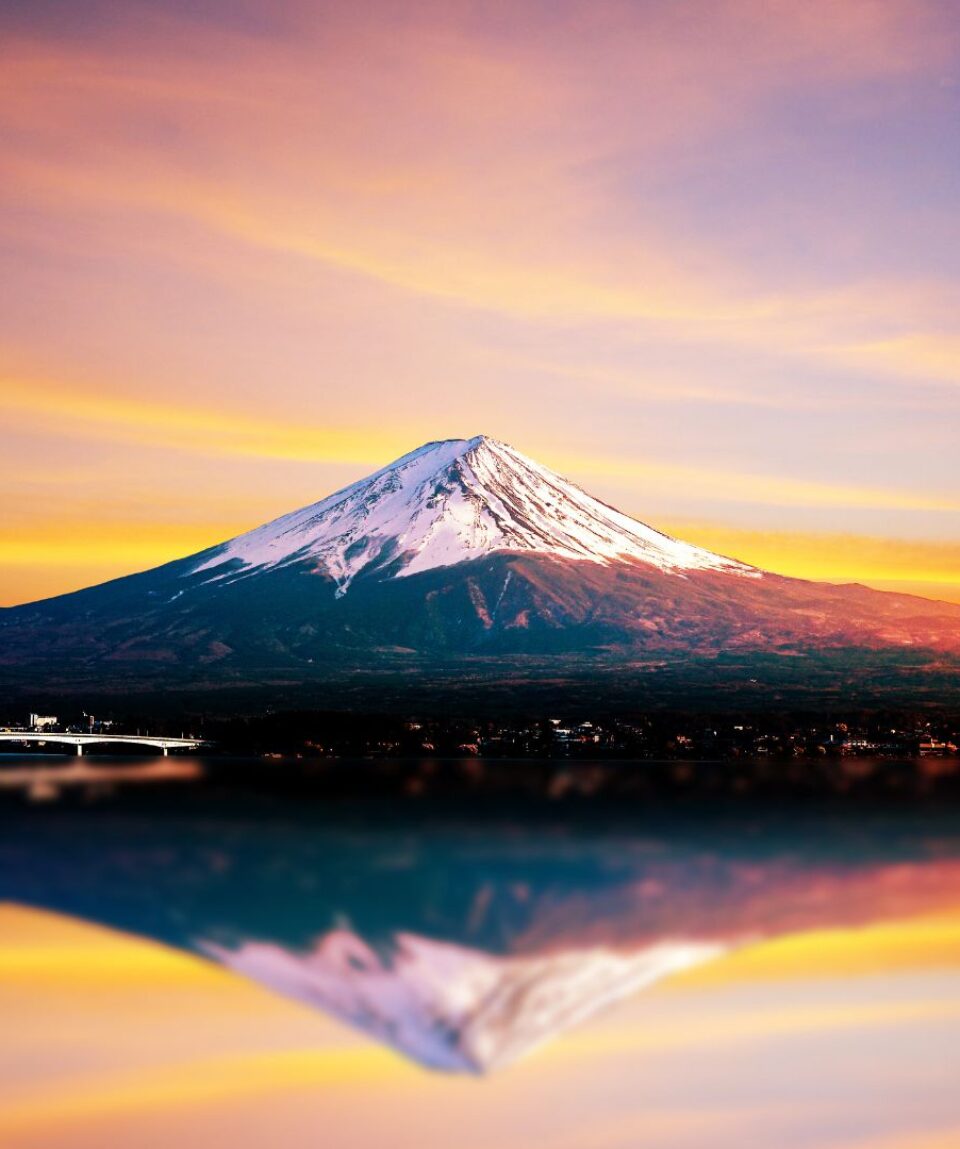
[{"left": 28, "top": 714, "right": 58, "bottom": 730}]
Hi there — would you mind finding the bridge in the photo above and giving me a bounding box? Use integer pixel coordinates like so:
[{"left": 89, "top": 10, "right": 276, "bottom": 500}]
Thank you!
[{"left": 0, "top": 731, "right": 207, "bottom": 756}]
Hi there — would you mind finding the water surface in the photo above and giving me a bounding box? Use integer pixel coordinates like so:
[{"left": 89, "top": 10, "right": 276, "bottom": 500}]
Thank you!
[{"left": 1, "top": 759, "right": 959, "bottom": 1147}]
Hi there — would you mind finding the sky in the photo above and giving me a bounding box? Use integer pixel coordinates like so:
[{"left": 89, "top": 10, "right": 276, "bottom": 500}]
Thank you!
[
  {"left": 2, "top": 901, "right": 960, "bottom": 1148},
  {"left": 0, "top": 0, "right": 958, "bottom": 605}
]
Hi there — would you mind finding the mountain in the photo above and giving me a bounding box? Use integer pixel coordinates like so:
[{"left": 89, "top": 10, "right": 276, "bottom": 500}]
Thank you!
[{"left": 2, "top": 434, "right": 959, "bottom": 707}]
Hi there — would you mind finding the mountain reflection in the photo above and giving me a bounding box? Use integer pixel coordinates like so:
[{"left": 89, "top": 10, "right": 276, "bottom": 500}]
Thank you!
[{"left": 3, "top": 791, "right": 960, "bottom": 1073}]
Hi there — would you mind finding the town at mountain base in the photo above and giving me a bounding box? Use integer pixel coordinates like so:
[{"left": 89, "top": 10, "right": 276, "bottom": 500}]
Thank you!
[{"left": 2, "top": 437, "right": 959, "bottom": 708}]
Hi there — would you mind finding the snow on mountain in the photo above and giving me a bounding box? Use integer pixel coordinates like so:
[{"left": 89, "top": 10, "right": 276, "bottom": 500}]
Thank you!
[
  {"left": 192, "top": 436, "right": 755, "bottom": 596},
  {"left": 200, "top": 928, "right": 726, "bottom": 1074}
]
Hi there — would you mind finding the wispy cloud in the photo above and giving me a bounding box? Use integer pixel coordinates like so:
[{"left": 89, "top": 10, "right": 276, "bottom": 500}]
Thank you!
[
  {"left": 0, "top": 376, "right": 413, "bottom": 464},
  {"left": 558, "top": 451, "right": 960, "bottom": 514}
]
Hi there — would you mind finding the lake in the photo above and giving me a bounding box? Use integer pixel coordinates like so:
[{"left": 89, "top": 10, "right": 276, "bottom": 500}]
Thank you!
[{"left": 1, "top": 757, "right": 959, "bottom": 1148}]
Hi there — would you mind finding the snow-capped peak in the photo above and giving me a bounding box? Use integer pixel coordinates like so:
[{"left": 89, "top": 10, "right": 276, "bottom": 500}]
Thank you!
[
  {"left": 192, "top": 435, "right": 754, "bottom": 595},
  {"left": 200, "top": 928, "right": 726, "bottom": 1073}
]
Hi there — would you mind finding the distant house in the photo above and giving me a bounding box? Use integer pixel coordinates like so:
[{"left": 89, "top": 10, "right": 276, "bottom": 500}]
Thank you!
[{"left": 28, "top": 714, "right": 58, "bottom": 731}]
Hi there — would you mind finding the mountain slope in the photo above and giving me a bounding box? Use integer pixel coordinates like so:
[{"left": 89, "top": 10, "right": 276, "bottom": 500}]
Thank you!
[{"left": 1, "top": 435, "right": 959, "bottom": 704}]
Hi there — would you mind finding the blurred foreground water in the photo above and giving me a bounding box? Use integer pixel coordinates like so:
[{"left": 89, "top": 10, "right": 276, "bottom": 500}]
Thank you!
[{"left": 1, "top": 757, "right": 960, "bottom": 1147}]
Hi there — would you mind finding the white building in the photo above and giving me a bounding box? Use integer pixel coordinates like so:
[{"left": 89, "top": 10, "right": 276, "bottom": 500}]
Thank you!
[{"left": 28, "top": 714, "right": 58, "bottom": 730}]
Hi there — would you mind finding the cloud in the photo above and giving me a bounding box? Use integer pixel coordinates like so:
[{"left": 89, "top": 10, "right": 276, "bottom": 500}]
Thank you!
[
  {"left": 836, "top": 333, "right": 960, "bottom": 385},
  {"left": 659, "top": 523, "right": 960, "bottom": 596},
  {"left": 558, "top": 451, "right": 960, "bottom": 514},
  {"left": 0, "top": 376, "right": 414, "bottom": 464},
  {"left": 1, "top": 0, "right": 956, "bottom": 336}
]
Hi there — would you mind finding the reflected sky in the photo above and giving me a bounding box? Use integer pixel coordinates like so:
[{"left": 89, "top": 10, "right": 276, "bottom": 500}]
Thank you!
[{"left": 2, "top": 787, "right": 960, "bottom": 1145}]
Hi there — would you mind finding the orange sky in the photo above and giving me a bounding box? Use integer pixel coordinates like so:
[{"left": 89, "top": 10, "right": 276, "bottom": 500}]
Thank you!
[{"left": 0, "top": 0, "right": 958, "bottom": 606}]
